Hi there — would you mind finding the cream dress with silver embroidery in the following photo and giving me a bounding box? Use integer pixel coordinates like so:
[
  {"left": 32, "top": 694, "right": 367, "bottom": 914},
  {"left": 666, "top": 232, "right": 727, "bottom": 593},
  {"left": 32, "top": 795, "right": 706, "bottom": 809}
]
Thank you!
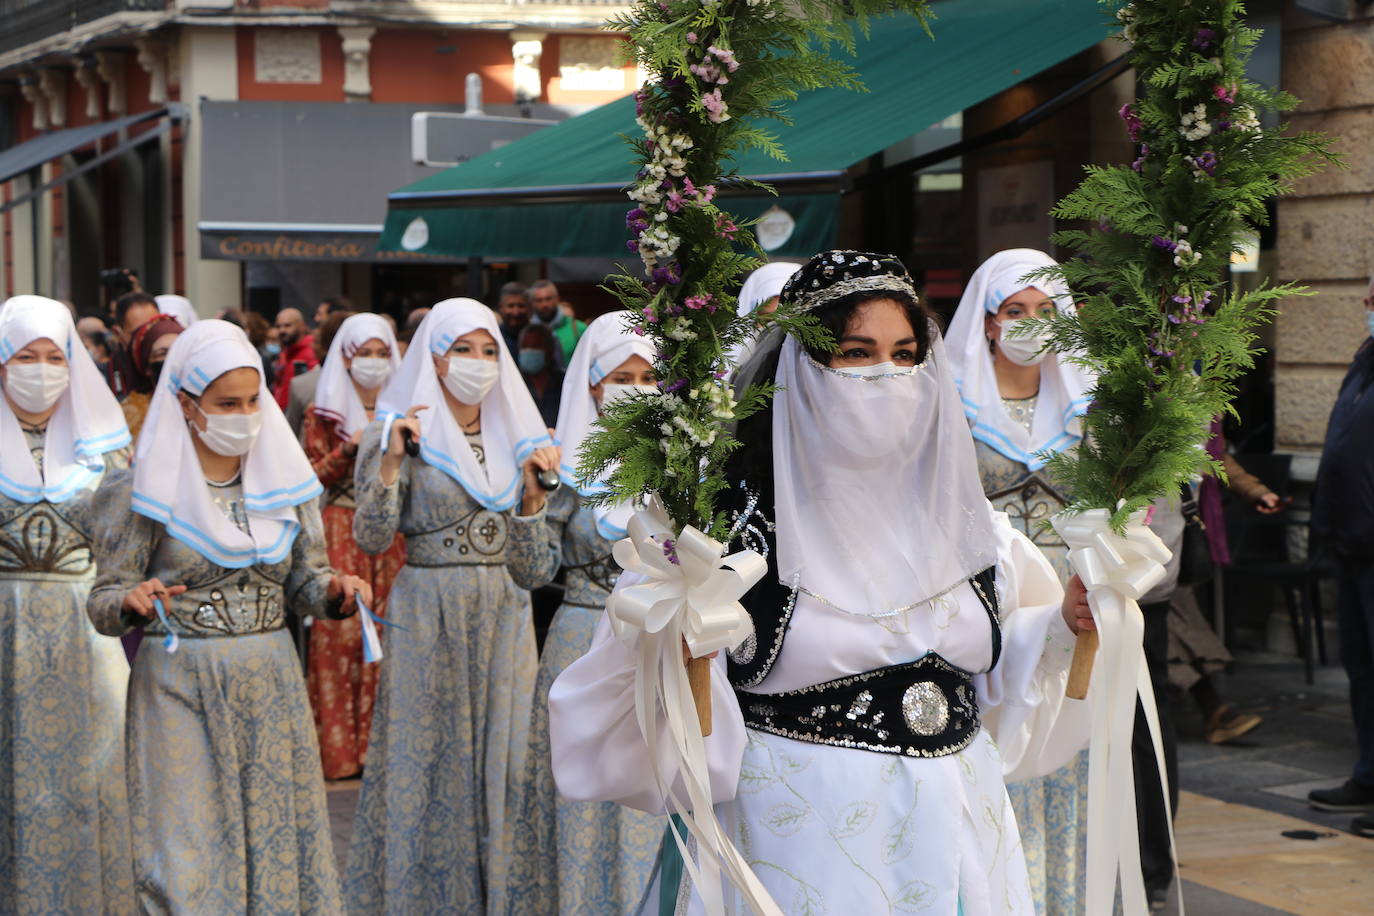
[{"left": 550, "top": 512, "right": 1090, "bottom": 916}]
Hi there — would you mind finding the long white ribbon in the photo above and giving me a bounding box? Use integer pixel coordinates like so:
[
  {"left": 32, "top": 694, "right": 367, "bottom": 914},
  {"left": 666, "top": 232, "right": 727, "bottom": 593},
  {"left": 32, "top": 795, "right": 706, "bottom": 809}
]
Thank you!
[
  {"left": 607, "top": 496, "right": 781, "bottom": 916},
  {"left": 1053, "top": 506, "right": 1180, "bottom": 916}
]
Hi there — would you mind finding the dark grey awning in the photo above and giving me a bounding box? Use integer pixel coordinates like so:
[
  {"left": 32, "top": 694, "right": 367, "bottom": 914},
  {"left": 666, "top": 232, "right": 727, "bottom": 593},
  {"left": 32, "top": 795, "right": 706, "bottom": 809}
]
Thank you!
[
  {"left": 197, "top": 100, "right": 554, "bottom": 260},
  {"left": 0, "top": 108, "right": 168, "bottom": 185}
]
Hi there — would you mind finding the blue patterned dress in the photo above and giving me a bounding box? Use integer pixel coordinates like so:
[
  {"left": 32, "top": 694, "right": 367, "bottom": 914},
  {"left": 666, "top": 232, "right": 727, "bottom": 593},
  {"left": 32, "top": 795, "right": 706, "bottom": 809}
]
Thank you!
[
  {"left": 0, "top": 429, "right": 133, "bottom": 914},
  {"left": 87, "top": 467, "right": 343, "bottom": 915},
  {"left": 512, "top": 488, "right": 663, "bottom": 914},
  {"left": 342, "top": 423, "right": 558, "bottom": 915},
  {"left": 975, "top": 395, "right": 1088, "bottom": 916}
]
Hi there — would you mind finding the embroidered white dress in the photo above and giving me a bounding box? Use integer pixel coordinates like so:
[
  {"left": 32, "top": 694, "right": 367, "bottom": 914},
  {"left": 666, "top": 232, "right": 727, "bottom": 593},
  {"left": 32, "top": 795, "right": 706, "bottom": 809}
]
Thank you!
[{"left": 549, "top": 513, "right": 1090, "bottom": 916}]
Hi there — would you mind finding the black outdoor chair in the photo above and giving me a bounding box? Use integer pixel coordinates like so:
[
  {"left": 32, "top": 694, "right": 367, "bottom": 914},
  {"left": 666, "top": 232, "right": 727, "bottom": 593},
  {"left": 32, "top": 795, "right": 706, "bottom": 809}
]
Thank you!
[{"left": 1222, "top": 453, "right": 1339, "bottom": 684}]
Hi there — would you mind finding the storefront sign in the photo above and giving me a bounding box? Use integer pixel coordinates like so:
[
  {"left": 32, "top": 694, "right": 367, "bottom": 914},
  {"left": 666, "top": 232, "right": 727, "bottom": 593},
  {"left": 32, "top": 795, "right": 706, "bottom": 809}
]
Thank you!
[{"left": 202, "top": 230, "right": 466, "bottom": 263}]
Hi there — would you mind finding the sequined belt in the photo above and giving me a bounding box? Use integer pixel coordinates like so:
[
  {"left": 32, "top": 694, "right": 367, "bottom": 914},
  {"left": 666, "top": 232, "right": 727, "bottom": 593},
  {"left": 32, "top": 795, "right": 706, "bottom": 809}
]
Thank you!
[
  {"left": 736, "top": 653, "right": 981, "bottom": 758},
  {"left": 404, "top": 511, "right": 509, "bottom": 567}
]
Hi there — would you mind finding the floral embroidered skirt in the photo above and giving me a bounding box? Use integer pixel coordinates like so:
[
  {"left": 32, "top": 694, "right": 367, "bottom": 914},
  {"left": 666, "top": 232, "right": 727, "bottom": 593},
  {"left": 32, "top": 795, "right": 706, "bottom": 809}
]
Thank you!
[{"left": 306, "top": 503, "right": 405, "bottom": 780}]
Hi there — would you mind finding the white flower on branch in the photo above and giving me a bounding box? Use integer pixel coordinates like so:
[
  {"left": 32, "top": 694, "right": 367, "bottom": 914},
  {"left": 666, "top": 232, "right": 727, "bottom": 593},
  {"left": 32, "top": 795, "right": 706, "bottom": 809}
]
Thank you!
[{"left": 1180, "top": 103, "right": 1212, "bottom": 141}]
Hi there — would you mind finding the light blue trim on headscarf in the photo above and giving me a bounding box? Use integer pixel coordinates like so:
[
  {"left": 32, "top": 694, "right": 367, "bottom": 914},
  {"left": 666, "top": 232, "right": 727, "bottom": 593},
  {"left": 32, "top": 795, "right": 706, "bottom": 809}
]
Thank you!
[{"left": 131, "top": 491, "right": 298, "bottom": 569}]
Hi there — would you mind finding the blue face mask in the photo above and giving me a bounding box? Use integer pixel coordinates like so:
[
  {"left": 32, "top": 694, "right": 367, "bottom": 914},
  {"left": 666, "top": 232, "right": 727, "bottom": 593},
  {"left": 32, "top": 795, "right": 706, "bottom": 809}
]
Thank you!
[
  {"left": 1367, "top": 310, "right": 1374, "bottom": 339},
  {"left": 264, "top": 342, "right": 282, "bottom": 357},
  {"left": 518, "top": 348, "right": 547, "bottom": 375}
]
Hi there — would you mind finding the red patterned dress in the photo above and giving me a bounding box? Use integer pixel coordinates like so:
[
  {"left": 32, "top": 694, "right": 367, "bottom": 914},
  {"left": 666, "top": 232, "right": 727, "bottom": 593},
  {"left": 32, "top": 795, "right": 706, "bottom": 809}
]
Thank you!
[{"left": 302, "top": 407, "right": 406, "bottom": 779}]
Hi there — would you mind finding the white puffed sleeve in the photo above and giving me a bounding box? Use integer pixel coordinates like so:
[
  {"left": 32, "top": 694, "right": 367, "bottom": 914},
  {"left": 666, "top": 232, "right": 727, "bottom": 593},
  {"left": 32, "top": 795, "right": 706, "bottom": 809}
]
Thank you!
[
  {"left": 548, "top": 608, "right": 748, "bottom": 815},
  {"left": 977, "top": 513, "right": 1092, "bottom": 783}
]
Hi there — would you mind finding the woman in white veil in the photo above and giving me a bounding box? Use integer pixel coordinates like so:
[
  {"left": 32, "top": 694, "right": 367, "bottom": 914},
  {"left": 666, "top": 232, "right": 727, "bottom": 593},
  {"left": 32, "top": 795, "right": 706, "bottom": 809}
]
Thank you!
[
  {"left": 947, "top": 248, "right": 1098, "bottom": 914},
  {"left": 550, "top": 251, "right": 1094, "bottom": 915}
]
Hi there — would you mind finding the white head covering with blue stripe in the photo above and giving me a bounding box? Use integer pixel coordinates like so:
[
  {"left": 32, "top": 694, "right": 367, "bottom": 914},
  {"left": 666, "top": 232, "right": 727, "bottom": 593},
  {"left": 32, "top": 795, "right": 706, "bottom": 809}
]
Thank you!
[
  {"left": 0, "top": 295, "right": 130, "bottom": 503},
  {"left": 376, "top": 298, "right": 551, "bottom": 512},
  {"left": 554, "top": 310, "right": 654, "bottom": 539},
  {"left": 133, "top": 319, "right": 321, "bottom": 568},
  {"left": 946, "top": 249, "right": 1095, "bottom": 471},
  {"left": 312, "top": 313, "right": 400, "bottom": 439}
]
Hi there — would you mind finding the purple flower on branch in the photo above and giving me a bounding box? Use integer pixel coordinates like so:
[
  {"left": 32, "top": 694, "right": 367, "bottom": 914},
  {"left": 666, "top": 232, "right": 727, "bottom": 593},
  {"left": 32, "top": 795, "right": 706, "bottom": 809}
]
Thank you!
[
  {"left": 1193, "top": 28, "right": 1217, "bottom": 52},
  {"left": 1119, "top": 104, "right": 1143, "bottom": 142},
  {"left": 1131, "top": 143, "right": 1150, "bottom": 172},
  {"left": 1152, "top": 236, "right": 1178, "bottom": 253}
]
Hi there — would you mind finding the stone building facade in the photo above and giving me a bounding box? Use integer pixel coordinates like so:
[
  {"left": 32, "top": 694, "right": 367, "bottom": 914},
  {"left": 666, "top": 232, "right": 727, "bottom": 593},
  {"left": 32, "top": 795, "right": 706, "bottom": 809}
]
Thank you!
[{"left": 1277, "top": 2, "right": 1374, "bottom": 470}]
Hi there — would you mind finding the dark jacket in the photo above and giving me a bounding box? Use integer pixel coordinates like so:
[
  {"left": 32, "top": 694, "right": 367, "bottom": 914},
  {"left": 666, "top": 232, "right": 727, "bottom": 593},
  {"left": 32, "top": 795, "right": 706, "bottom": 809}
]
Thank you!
[{"left": 1312, "top": 338, "right": 1374, "bottom": 558}]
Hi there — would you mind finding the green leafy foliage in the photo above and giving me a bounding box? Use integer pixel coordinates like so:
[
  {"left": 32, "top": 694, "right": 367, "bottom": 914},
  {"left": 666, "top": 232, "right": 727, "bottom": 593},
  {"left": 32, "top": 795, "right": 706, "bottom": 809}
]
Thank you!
[
  {"left": 578, "top": 0, "right": 933, "bottom": 534},
  {"left": 1033, "top": 0, "right": 1335, "bottom": 528}
]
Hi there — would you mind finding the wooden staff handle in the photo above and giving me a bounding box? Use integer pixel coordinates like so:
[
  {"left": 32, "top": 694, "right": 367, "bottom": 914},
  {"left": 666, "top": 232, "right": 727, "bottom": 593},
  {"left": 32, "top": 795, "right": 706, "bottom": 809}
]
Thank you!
[
  {"left": 687, "top": 655, "right": 712, "bottom": 736},
  {"left": 1066, "top": 629, "right": 1098, "bottom": 700}
]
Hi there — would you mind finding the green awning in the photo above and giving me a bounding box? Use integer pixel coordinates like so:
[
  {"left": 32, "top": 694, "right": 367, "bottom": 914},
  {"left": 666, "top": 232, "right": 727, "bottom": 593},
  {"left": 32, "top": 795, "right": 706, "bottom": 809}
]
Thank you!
[{"left": 381, "top": 0, "right": 1115, "bottom": 259}]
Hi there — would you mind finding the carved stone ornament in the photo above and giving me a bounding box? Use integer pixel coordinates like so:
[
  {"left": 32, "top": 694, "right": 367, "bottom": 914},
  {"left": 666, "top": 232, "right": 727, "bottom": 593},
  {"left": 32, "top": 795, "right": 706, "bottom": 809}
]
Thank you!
[
  {"left": 135, "top": 37, "right": 168, "bottom": 105},
  {"left": 254, "top": 29, "right": 322, "bottom": 85},
  {"left": 95, "top": 50, "right": 128, "bottom": 116},
  {"left": 38, "top": 68, "right": 67, "bottom": 129},
  {"left": 74, "top": 57, "right": 101, "bottom": 120},
  {"left": 510, "top": 30, "right": 546, "bottom": 104},
  {"left": 338, "top": 27, "right": 375, "bottom": 101},
  {"left": 18, "top": 75, "right": 48, "bottom": 132}
]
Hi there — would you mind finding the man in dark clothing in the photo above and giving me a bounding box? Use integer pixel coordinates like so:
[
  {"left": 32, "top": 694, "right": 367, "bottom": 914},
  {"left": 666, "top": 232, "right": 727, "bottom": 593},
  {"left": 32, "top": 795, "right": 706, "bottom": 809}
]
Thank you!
[
  {"left": 1308, "top": 278, "right": 1374, "bottom": 838},
  {"left": 516, "top": 323, "right": 563, "bottom": 428},
  {"left": 106, "top": 292, "right": 160, "bottom": 399},
  {"left": 496, "top": 282, "right": 531, "bottom": 355}
]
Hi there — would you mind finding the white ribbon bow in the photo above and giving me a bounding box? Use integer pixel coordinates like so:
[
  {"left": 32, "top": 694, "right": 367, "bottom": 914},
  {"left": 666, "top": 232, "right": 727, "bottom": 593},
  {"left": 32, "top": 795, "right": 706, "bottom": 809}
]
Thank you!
[
  {"left": 1053, "top": 506, "right": 1180, "bottom": 916},
  {"left": 608, "top": 496, "right": 780, "bottom": 916},
  {"left": 608, "top": 496, "right": 762, "bottom": 655}
]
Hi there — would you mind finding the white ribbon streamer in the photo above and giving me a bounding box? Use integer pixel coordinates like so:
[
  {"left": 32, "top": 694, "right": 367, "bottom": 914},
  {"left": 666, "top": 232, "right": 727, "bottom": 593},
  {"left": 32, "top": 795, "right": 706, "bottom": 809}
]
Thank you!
[
  {"left": 606, "top": 496, "right": 780, "bottom": 916},
  {"left": 1053, "top": 506, "right": 1180, "bottom": 916}
]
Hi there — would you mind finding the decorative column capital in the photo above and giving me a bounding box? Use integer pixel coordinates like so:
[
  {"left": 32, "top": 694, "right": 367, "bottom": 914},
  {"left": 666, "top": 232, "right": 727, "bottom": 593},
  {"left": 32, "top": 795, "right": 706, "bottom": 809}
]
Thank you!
[
  {"left": 510, "top": 30, "right": 547, "bottom": 105},
  {"left": 37, "top": 68, "right": 67, "bottom": 128},
  {"left": 74, "top": 56, "right": 102, "bottom": 120},
  {"left": 18, "top": 74, "right": 48, "bottom": 132},
  {"left": 338, "top": 26, "right": 376, "bottom": 102},
  {"left": 135, "top": 37, "right": 169, "bottom": 105},
  {"left": 95, "top": 50, "right": 128, "bottom": 116}
]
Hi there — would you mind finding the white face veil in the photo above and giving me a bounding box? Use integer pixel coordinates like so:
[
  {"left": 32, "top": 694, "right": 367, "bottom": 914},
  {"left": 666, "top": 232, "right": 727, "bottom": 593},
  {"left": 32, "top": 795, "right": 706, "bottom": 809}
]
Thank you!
[
  {"left": 133, "top": 320, "right": 322, "bottom": 568},
  {"left": 0, "top": 295, "right": 131, "bottom": 503},
  {"left": 375, "top": 298, "right": 551, "bottom": 512},
  {"left": 945, "top": 248, "right": 1095, "bottom": 469},
  {"left": 770, "top": 251, "right": 998, "bottom": 617},
  {"left": 553, "top": 310, "right": 655, "bottom": 539},
  {"left": 312, "top": 313, "right": 401, "bottom": 440}
]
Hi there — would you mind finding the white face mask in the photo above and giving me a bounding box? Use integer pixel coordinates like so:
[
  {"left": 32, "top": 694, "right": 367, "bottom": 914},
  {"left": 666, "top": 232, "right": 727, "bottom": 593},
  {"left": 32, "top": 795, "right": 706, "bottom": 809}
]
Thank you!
[
  {"left": 442, "top": 356, "right": 499, "bottom": 405},
  {"left": 599, "top": 382, "right": 657, "bottom": 411},
  {"left": 4, "top": 362, "right": 69, "bottom": 413},
  {"left": 192, "top": 403, "right": 263, "bottom": 457},
  {"left": 349, "top": 357, "right": 391, "bottom": 390},
  {"left": 996, "top": 319, "right": 1051, "bottom": 367}
]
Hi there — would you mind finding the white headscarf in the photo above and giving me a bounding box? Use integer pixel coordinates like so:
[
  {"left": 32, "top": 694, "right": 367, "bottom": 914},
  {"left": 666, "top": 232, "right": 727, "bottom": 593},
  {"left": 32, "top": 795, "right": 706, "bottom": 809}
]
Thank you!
[
  {"left": 376, "top": 298, "right": 551, "bottom": 512},
  {"left": 133, "top": 320, "right": 322, "bottom": 568},
  {"left": 554, "top": 310, "right": 655, "bottom": 539},
  {"left": 0, "top": 295, "right": 130, "bottom": 503},
  {"left": 312, "top": 313, "right": 400, "bottom": 440},
  {"left": 727, "top": 262, "right": 801, "bottom": 372},
  {"left": 154, "top": 294, "right": 197, "bottom": 329},
  {"left": 773, "top": 326, "right": 998, "bottom": 616},
  {"left": 946, "top": 248, "right": 1095, "bottom": 470}
]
